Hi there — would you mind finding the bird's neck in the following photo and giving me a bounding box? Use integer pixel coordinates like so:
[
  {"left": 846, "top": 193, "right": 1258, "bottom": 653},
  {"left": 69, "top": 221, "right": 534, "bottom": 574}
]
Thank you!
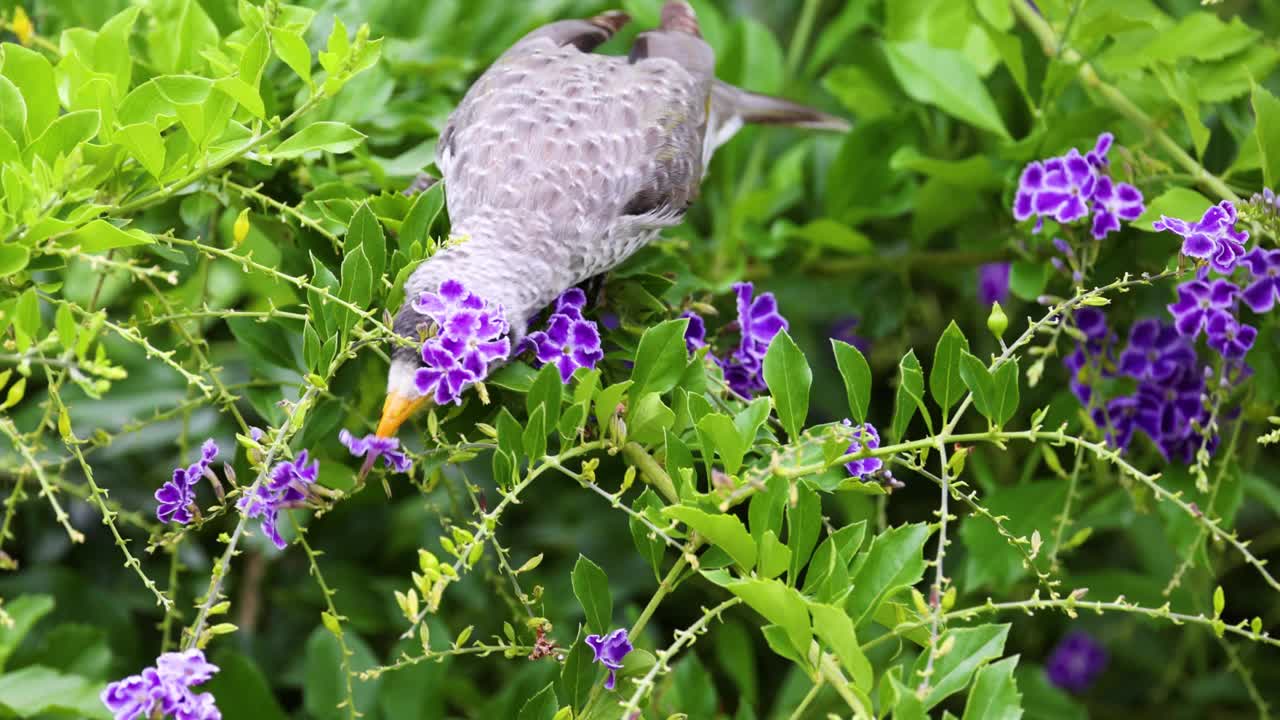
[{"left": 407, "top": 209, "right": 572, "bottom": 340}]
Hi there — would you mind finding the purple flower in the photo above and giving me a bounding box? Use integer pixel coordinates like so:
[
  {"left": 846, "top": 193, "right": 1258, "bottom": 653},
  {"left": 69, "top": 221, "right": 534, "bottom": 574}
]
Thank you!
[
  {"left": 1116, "top": 320, "right": 1195, "bottom": 382},
  {"left": 102, "top": 650, "right": 221, "bottom": 720},
  {"left": 1206, "top": 316, "right": 1256, "bottom": 360},
  {"left": 1241, "top": 247, "right": 1280, "bottom": 313},
  {"left": 830, "top": 316, "right": 870, "bottom": 353},
  {"left": 1166, "top": 278, "right": 1238, "bottom": 339},
  {"left": 526, "top": 313, "right": 604, "bottom": 382},
  {"left": 413, "top": 280, "right": 511, "bottom": 405},
  {"left": 1033, "top": 150, "right": 1097, "bottom": 224},
  {"left": 1154, "top": 201, "right": 1249, "bottom": 272},
  {"left": 682, "top": 311, "right": 706, "bottom": 354},
  {"left": 155, "top": 439, "right": 220, "bottom": 524},
  {"left": 1085, "top": 132, "right": 1113, "bottom": 168},
  {"left": 1093, "top": 395, "right": 1139, "bottom": 450},
  {"left": 1089, "top": 177, "right": 1144, "bottom": 240},
  {"left": 1046, "top": 631, "right": 1107, "bottom": 693},
  {"left": 842, "top": 421, "right": 883, "bottom": 478},
  {"left": 585, "top": 628, "right": 633, "bottom": 690},
  {"left": 1012, "top": 161, "right": 1044, "bottom": 222},
  {"left": 338, "top": 429, "right": 412, "bottom": 473},
  {"left": 734, "top": 282, "right": 788, "bottom": 357},
  {"left": 1063, "top": 308, "right": 1115, "bottom": 406},
  {"left": 552, "top": 287, "right": 588, "bottom": 319},
  {"left": 237, "top": 451, "right": 319, "bottom": 549},
  {"left": 977, "top": 262, "right": 1011, "bottom": 306},
  {"left": 717, "top": 283, "right": 789, "bottom": 398}
]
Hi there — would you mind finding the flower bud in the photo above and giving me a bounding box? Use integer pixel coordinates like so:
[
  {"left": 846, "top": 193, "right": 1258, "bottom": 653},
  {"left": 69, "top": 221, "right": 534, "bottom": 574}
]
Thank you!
[
  {"left": 233, "top": 208, "right": 251, "bottom": 246},
  {"left": 987, "top": 301, "right": 1008, "bottom": 340}
]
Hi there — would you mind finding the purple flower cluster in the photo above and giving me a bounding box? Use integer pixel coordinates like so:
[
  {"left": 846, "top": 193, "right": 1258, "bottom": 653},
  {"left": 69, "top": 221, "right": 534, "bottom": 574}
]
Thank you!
[
  {"left": 524, "top": 288, "right": 604, "bottom": 382},
  {"left": 1045, "top": 631, "right": 1107, "bottom": 694},
  {"left": 716, "top": 282, "right": 789, "bottom": 398},
  {"left": 339, "top": 429, "right": 412, "bottom": 473},
  {"left": 236, "top": 451, "right": 319, "bottom": 549},
  {"left": 585, "top": 628, "right": 633, "bottom": 690},
  {"left": 1155, "top": 201, "right": 1249, "bottom": 273},
  {"left": 682, "top": 311, "right": 706, "bottom": 354},
  {"left": 842, "top": 420, "right": 883, "bottom": 478},
  {"left": 1068, "top": 311, "right": 1211, "bottom": 462},
  {"left": 413, "top": 279, "right": 512, "bottom": 405},
  {"left": 1013, "top": 133, "right": 1144, "bottom": 239},
  {"left": 829, "top": 315, "right": 870, "bottom": 353},
  {"left": 155, "top": 439, "right": 219, "bottom": 525},
  {"left": 101, "top": 649, "right": 221, "bottom": 720}
]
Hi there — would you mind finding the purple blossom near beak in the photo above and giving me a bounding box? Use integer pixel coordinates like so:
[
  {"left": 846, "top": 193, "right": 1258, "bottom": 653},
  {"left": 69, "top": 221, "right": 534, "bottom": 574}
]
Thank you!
[
  {"left": 1241, "top": 247, "right": 1280, "bottom": 313},
  {"left": 553, "top": 287, "right": 588, "bottom": 319},
  {"left": 682, "top": 311, "right": 706, "bottom": 354},
  {"left": 413, "top": 280, "right": 512, "bottom": 405},
  {"left": 1089, "top": 176, "right": 1145, "bottom": 240},
  {"left": 102, "top": 650, "right": 221, "bottom": 720},
  {"left": 526, "top": 314, "right": 604, "bottom": 382},
  {"left": 585, "top": 628, "right": 633, "bottom": 690},
  {"left": 977, "top": 262, "right": 1011, "bottom": 307},
  {"left": 1045, "top": 631, "right": 1107, "bottom": 693},
  {"left": 1154, "top": 201, "right": 1249, "bottom": 272},
  {"left": 236, "top": 450, "right": 319, "bottom": 549},
  {"left": 155, "top": 439, "right": 220, "bottom": 524},
  {"left": 841, "top": 420, "right": 883, "bottom": 478},
  {"left": 1166, "top": 278, "right": 1239, "bottom": 339},
  {"left": 1116, "top": 320, "right": 1195, "bottom": 382},
  {"left": 338, "top": 429, "right": 412, "bottom": 473}
]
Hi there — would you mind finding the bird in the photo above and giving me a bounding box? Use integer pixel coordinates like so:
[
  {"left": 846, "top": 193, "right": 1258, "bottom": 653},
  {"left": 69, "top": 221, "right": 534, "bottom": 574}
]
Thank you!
[{"left": 376, "top": 1, "right": 848, "bottom": 438}]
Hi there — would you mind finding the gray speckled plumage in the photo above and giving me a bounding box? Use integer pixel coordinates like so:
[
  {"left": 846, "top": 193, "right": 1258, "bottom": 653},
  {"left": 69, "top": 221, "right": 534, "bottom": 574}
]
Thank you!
[{"left": 387, "top": 3, "right": 846, "bottom": 395}]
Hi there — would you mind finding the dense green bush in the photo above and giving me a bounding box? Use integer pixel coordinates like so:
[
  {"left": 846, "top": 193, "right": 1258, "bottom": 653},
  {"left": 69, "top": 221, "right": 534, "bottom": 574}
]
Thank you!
[{"left": 0, "top": 0, "right": 1279, "bottom": 718}]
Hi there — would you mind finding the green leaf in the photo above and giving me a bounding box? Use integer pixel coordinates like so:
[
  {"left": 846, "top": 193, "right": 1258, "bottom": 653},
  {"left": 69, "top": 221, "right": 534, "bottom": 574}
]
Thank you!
[
  {"left": 29, "top": 110, "right": 100, "bottom": 163},
  {"left": 959, "top": 352, "right": 997, "bottom": 424},
  {"left": 523, "top": 405, "right": 547, "bottom": 459},
  {"left": 0, "top": 594, "right": 53, "bottom": 671},
  {"left": 1134, "top": 188, "right": 1212, "bottom": 232},
  {"left": 663, "top": 505, "right": 757, "bottom": 571},
  {"left": 527, "top": 363, "right": 563, "bottom": 436},
  {"left": 272, "top": 121, "right": 367, "bottom": 159},
  {"left": 931, "top": 321, "right": 970, "bottom": 416},
  {"left": 763, "top": 329, "right": 811, "bottom": 442},
  {"left": 1, "top": 44, "right": 58, "bottom": 139},
  {"left": 0, "top": 244, "right": 30, "bottom": 277},
  {"left": 990, "top": 359, "right": 1020, "bottom": 427},
  {"left": 0, "top": 76, "right": 25, "bottom": 145},
  {"left": 630, "top": 318, "right": 691, "bottom": 397},
  {"left": 757, "top": 530, "right": 792, "bottom": 579},
  {"left": 832, "top": 339, "right": 872, "bottom": 423},
  {"left": 65, "top": 219, "right": 152, "bottom": 253},
  {"left": 214, "top": 77, "right": 265, "bottom": 118},
  {"left": 845, "top": 522, "right": 930, "bottom": 627},
  {"left": 303, "top": 625, "right": 379, "bottom": 718},
  {"left": 891, "top": 349, "right": 929, "bottom": 441},
  {"left": 698, "top": 412, "right": 747, "bottom": 475},
  {"left": 593, "top": 381, "right": 631, "bottom": 439},
  {"left": 399, "top": 183, "right": 445, "bottom": 250},
  {"left": 627, "top": 392, "right": 674, "bottom": 446},
  {"left": 560, "top": 629, "right": 596, "bottom": 710},
  {"left": 962, "top": 655, "right": 1023, "bottom": 720},
  {"left": 146, "top": 0, "right": 220, "bottom": 74},
  {"left": 116, "top": 122, "right": 167, "bottom": 178},
  {"left": 339, "top": 245, "right": 373, "bottom": 310},
  {"left": 1155, "top": 67, "right": 1209, "bottom": 159},
  {"left": 204, "top": 651, "right": 289, "bottom": 720},
  {"left": 786, "top": 486, "right": 822, "bottom": 583},
  {"left": 1008, "top": 260, "right": 1050, "bottom": 302},
  {"left": 629, "top": 488, "right": 666, "bottom": 579},
  {"left": 95, "top": 7, "right": 141, "bottom": 91},
  {"left": 0, "top": 665, "right": 110, "bottom": 719},
  {"left": 726, "top": 578, "right": 811, "bottom": 659},
  {"left": 809, "top": 602, "right": 873, "bottom": 690},
  {"left": 1132, "top": 12, "right": 1258, "bottom": 67},
  {"left": 1253, "top": 83, "right": 1280, "bottom": 189},
  {"left": 517, "top": 683, "right": 558, "bottom": 720},
  {"left": 345, "top": 202, "right": 386, "bottom": 283},
  {"left": 271, "top": 28, "right": 313, "bottom": 86},
  {"left": 882, "top": 41, "right": 1009, "bottom": 138},
  {"left": 571, "top": 555, "right": 612, "bottom": 634},
  {"left": 228, "top": 317, "right": 299, "bottom": 372},
  {"left": 910, "top": 624, "right": 1010, "bottom": 709}
]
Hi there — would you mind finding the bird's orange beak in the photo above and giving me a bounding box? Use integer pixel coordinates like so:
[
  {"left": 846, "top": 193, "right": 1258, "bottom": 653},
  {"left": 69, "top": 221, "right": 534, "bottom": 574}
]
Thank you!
[{"left": 376, "top": 391, "right": 430, "bottom": 438}]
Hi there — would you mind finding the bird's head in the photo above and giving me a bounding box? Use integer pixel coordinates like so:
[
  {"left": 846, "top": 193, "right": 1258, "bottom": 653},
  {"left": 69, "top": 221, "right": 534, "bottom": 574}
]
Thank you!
[{"left": 373, "top": 224, "right": 558, "bottom": 435}]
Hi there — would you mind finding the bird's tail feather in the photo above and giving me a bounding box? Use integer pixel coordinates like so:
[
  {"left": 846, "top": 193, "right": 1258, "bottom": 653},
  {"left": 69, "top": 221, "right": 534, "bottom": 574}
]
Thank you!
[{"left": 712, "top": 80, "right": 851, "bottom": 133}]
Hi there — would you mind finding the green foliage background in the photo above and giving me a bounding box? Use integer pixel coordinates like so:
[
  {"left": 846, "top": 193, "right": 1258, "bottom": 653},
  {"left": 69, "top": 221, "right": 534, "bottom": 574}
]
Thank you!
[{"left": 0, "top": 0, "right": 1279, "bottom": 718}]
